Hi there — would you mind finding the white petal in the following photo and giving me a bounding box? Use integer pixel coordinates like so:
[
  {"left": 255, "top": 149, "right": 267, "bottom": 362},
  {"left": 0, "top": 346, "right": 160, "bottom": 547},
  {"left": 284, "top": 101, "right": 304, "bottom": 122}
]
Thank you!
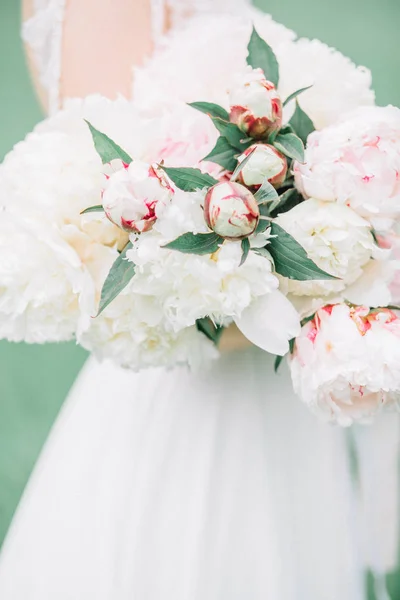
[
  {"left": 344, "top": 260, "right": 394, "bottom": 307},
  {"left": 235, "top": 290, "right": 301, "bottom": 355}
]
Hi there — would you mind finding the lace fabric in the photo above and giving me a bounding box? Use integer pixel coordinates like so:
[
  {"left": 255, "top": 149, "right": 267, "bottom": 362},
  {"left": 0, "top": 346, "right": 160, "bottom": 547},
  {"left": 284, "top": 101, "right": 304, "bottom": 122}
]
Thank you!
[
  {"left": 22, "top": 0, "right": 251, "bottom": 114},
  {"left": 157, "top": 0, "right": 250, "bottom": 34},
  {"left": 22, "top": 0, "right": 66, "bottom": 115}
]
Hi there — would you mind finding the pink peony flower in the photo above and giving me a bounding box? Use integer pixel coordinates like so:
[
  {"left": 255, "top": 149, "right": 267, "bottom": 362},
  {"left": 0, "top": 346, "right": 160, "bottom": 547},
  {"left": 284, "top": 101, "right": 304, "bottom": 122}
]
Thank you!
[
  {"left": 294, "top": 106, "right": 400, "bottom": 232},
  {"left": 290, "top": 303, "right": 400, "bottom": 425}
]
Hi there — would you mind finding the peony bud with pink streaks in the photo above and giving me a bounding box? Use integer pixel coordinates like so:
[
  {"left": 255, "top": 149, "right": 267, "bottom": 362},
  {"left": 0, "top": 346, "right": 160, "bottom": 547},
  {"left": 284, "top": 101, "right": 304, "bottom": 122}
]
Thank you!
[
  {"left": 229, "top": 67, "right": 282, "bottom": 139},
  {"left": 102, "top": 160, "right": 173, "bottom": 233},
  {"left": 237, "top": 143, "right": 287, "bottom": 188},
  {"left": 204, "top": 181, "right": 259, "bottom": 239}
]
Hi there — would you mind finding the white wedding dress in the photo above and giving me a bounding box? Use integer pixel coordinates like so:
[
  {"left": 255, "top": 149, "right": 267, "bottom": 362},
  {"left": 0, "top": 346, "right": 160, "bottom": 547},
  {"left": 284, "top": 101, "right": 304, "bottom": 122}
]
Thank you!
[{"left": 0, "top": 1, "right": 399, "bottom": 599}]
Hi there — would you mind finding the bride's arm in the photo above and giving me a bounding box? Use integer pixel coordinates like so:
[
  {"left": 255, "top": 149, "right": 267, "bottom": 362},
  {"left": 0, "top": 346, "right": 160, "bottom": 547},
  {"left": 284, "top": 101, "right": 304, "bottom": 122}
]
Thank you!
[
  {"left": 60, "top": 0, "right": 153, "bottom": 102},
  {"left": 22, "top": 0, "right": 154, "bottom": 107},
  {"left": 22, "top": 0, "right": 251, "bottom": 352}
]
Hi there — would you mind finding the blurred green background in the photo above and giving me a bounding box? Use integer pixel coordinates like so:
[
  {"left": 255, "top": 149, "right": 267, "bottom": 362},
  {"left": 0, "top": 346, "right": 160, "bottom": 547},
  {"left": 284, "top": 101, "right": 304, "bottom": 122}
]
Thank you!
[
  {"left": 0, "top": 1, "right": 89, "bottom": 545},
  {"left": 0, "top": 0, "right": 399, "bottom": 596}
]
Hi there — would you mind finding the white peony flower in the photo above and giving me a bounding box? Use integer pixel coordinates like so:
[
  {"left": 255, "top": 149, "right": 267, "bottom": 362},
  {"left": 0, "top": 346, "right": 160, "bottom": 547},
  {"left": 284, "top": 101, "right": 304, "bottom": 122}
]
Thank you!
[
  {"left": 229, "top": 68, "right": 282, "bottom": 138},
  {"left": 294, "top": 106, "right": 400, "bottom": 231},
  {"left": 279, "top": 39, "right": 374, "bottom": 129},
  {"left": 204, "top": 182, "right": 260, "bottom": 239},
  {"left": 122, "top": 180, "right": 299, "bottom": 356},
  {"left": 133, "top": 15, "right": 373, "bottom": 130},
  {"left": 102, "top": 161, "right": 174, "bottom": 233},
  {"left": 275, "top": 199, "right": 377, "bottom": 297},
  {"left": 128, "top": 207, "right": 278, "bottom": 330},
  {"left": 0, "top": 210, "right": 97, "bottom": 343},
  {"left": 0, "top": 96, "right": 217, "bottom": 350},
  {"left": 235, "top": 289, "right": 300, "bottom": 355},
  {"left": 133, "top": 12, "right": 295, "bottom": 110},
  {"left": 290, "top": 304, "right": 400, "bottom": 425},
  {"left": 79, "top": 292, "right": 220, "bottom": 372},
  {"left": 237, "top": 143, "right": 287, "bottom": 188},
  {"left": 376, "top": 231, "right": 400, "bottom": 305}
]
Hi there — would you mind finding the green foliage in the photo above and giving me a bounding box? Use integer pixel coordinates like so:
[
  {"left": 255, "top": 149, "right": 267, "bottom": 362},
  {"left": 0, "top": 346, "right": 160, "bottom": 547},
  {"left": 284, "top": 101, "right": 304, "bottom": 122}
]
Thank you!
[
  {"left": 203, "top": 136, "right": 237, "bottom": 171},
  {"left": 85, "top": 120, "right": 132, "bottom": 164},
  {"left": 254, "top": 179, "right": 279, "bottom": 205},
  {"left": 283, "top": 85, "right": 313, "bottom": 107},
  {"left": 80, "top": 205, "right": 104, "bottom": 215},
  {"left": 274, "top": 132, "right": 305, "bottom": 163},
  {"left": 96, "top": 243, "right": 135, "bottom": 316},
  {"left": 268, "top": 222, "right": 337, "bottom": 280},
  {"left": 163, "top": 232, "right": 223, "bottom": 255},
  {"left": 161, "top": 166, "right": 218, "bottom": 191},
  {"left": 247, "top": 26, "right": 279, "bottom": 86},
  {"left": 240, "top": 238, "right": 251, "bottom": 265},
  {"left": 188, "top": 101, "right": 229, "bottom": 121},
  {"left": 289, "top": 101, "right": 315, "bottom": 145},
  {"left": 196, "top": 317, "right": 225, "bottom": 345}
]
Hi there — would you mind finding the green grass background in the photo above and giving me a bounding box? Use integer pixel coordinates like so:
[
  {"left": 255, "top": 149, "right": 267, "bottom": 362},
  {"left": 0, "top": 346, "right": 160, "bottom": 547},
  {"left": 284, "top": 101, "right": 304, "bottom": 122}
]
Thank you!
[{"left": 0, "top": 0, "right": 399, "bottom": 595}]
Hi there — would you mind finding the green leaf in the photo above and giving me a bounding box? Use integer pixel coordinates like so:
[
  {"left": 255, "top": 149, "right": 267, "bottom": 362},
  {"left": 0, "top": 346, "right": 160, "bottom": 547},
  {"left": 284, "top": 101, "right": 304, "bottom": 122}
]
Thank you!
[
  {"left": 279, "top": 125, "right": 295, "bottom": 136},
  {"left": 274, "top": 354, "right": 285, "bottom": 372},
  {"left": 212, "top": 118, "right": 248, "bottom": 151},
  {"left": 188, "top": 101, "right": 229, "bottom": 122},
  {"left": 246, "top": 26, "right": 279, "bottom": 86},
  {"left": 269, "top": 188, "right": 301, "bottom": 216},
  {"left": 85, "top": 120, "right": 132, "bottom": 165},
  {"left": 289, "top": 101, "right": 315, "bottom": 145},
  {"left": 96, "top": 243, "right": 135, "bottom": 316},
  {"left": 80, "top": 205, "right": 104, "bottom": 215},
  {"left": 268, "top": 222, "right": 337, "bottom": 281},
  {"left": 301, "top": 313, "right": 317, "bottom": 327},
  {"left": 161, "top": 166, "right": 218, "bottom": 192},
  {"left": 240, "top": 238, "right": 251, "bottom": 266},
  {"left": 196, "top": 317, "right": 225, "bottom": 345},
  {"left": 254, "top": 179, "right": 279, "bottom": 205},
  {"left": 274, "top": 132, "right": 305, "bottom": 163},
  {"left": 254, "top": 203, "right": 271, "bottom": 234},
  {"left": 203, "top": 136, "right": 237, "bottom": 171},
  {"left": 283, "top": 85, "right": 313, "bottom": 107},
  {"left": 230, "top": 146, "right": 256, "bottom": 181},
  {"left": 163, "top": 232, "right": 223, "bottom": 255}
]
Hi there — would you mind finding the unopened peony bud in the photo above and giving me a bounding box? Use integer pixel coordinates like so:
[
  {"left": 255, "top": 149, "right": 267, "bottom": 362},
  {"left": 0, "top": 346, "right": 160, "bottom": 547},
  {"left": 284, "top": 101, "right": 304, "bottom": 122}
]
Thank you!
[
  {"left": 102, "top": 160, "right": 173, "bottom": 233},
  {"left": 229, "top": 67, "right": 282, "bottom": 139},
  {"left": 204, "top": 181, "right": 259, "bottom": 239},
  {"left": 237, "top": 144, "right": 287, "bottom": 188}
]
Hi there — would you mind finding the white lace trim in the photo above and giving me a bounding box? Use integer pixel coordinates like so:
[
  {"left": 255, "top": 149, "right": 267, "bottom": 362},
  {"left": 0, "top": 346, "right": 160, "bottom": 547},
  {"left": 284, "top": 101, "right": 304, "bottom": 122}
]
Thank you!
[
  {"left": 150, "top": 0, "right": 251, "bottom": 42},
  {"left": 22, "top": 0, "right": 66, "bottom": 115}
]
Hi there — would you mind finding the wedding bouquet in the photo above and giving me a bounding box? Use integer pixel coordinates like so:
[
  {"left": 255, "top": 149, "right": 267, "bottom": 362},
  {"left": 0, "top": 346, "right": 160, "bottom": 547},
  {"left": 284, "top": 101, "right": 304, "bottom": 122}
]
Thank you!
[{"left": 1, "top": 23, "right": 400, "bottom": 425}]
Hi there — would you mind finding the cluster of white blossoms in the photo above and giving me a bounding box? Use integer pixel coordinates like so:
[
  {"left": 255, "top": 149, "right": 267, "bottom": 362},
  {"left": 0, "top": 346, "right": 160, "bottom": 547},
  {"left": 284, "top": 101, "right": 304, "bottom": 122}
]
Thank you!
[
  {"left": 0, "top": 96, "right": 219, "bottom": 360},
  {"left": 1, "top": 8, "right": 400, "bottom": 424},
  {"left": 290, "top": 305, "right": 400, "bottom": 425},
  {"left": 0, "top": 91, "right": 300, "bottom": 369},
  {"left": 84, "top": 172, "right": 300, "bottom": 364},
  {"left": 275, "top": 199, "right": 387, "bottom": 300}
]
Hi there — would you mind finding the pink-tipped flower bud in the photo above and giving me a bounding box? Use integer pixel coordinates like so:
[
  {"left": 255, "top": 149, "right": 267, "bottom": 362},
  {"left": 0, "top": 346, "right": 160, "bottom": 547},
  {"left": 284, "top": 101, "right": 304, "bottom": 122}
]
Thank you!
[
  {"left": 102, "top": 160, "right": 173, "bottom": 233},
  {"left": 204, "top": 181, "right": 259, "bottom": 239},
  {"left": 229, "top": 67, "right": 282, "bottom": 139},
  {"left": 237, "top": 144, "right": 287, "bottom": 188}
]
